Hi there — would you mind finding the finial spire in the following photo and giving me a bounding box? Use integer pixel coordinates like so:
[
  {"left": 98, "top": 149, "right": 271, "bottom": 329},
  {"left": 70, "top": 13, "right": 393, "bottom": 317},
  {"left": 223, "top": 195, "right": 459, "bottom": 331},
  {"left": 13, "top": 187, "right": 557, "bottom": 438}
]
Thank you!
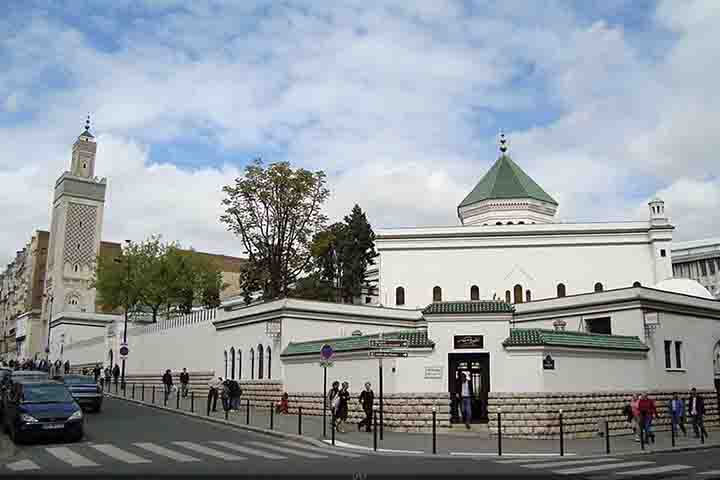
[
  {"left": 499, "top": 132, "right": 508, "bottom": 154},
  {"left": 85, "top": 114, "right": 91, "bottom": 132}
]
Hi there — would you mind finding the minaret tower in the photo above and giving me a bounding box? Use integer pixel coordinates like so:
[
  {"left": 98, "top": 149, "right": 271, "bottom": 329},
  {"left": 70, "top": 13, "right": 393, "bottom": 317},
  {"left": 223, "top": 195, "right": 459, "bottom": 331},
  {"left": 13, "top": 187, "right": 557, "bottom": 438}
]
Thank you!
[
  {"left": 42, "top": 116, "right": 107, "bottom": 340},
  {"left": 647, "top": 197, "right": 674, "bottom": 282}
]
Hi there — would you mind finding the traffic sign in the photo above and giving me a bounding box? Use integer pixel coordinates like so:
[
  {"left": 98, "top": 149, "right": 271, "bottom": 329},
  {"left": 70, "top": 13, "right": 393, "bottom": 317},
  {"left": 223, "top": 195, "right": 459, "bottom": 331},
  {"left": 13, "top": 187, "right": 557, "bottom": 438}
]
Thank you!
[
  {"left": 319, "top": 360, "right": 334, "bottom": 368},
  {"left": 369, "top": 339, "right": 408, "bottom": 349},
  {"left": 119, "top": 343, "right": 129, "bottom": 358},
  {"left": 320, "top": 344, "right": 334, "bottom": 361},
  {"left": 368, "top": 351, "right": 408, "bottom": 358}
]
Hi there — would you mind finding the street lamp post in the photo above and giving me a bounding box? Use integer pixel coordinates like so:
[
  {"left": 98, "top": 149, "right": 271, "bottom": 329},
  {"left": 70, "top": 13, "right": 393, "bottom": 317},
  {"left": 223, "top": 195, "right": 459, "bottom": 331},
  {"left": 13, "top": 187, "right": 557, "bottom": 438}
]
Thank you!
[{"left": 114, "top": 240, "right": 132, "bottom": 391}]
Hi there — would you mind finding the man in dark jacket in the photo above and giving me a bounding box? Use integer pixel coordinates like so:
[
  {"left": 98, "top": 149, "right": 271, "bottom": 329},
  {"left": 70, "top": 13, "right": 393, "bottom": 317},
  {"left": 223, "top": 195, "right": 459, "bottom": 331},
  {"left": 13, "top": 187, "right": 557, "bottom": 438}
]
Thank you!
[
  {"left": 162, "top": 369, "right": 173, "bottom": 403},
  {"left": 456, "top": 372, "right": 474, "bottom": 429},
  {"left": 357, "top": 382, "right": 375, "bottom": 432},
  {"left": 112, "top": 364, "right": 120, "bottom": 385},
  {"left": 180, "top": 368, "right": 190, "bottom": 397},
  {"left": 688, "top": 388, "right": 708, "bottom": 439}
]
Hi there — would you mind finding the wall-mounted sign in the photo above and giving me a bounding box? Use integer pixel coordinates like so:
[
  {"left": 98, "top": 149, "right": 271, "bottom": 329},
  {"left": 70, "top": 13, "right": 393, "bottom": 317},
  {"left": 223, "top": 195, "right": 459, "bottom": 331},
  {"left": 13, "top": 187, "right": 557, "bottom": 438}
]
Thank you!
[
  {"left": 543, "top": 354, "right": 555, "bottom": 370},
  {"left": 454, "top": 335, "right": 484, "bottom": 349},
  {"left": 424, "top": 366, "right": 443, "bottom": 379}
]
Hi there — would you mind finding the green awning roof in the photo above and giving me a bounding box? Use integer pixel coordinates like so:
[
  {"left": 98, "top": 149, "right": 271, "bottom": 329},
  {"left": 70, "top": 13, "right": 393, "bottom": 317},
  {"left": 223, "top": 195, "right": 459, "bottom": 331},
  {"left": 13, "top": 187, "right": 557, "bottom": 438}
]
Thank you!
[
  {"left": 423, "top": 301, "right": 514, "bottom": 315},
  {"left": 459, "top": 154, "right": 558, "bottom": 207},
  {"left": 502, "top": 328, "right": 649, "bottom": 351},
  {"left": 281, "top": 330, "right": 434, "bottom": 357}
]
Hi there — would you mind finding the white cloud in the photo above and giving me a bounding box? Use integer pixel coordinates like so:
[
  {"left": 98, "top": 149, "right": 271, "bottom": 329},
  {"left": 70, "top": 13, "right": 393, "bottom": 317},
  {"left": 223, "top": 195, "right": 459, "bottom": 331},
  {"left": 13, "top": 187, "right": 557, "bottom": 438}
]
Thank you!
[{"left": 1, "top": 0, "right": 720, "bottom": 267}]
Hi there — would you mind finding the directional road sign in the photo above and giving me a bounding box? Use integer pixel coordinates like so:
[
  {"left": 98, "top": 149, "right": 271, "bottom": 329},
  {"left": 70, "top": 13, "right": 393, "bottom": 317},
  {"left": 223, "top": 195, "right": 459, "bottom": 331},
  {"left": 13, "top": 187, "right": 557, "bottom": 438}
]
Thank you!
[
  {"left": 369, "top": 339, "right": 409, "bottom": 349},
  {"left": 368, "top": 351, "right": 408, "bottom": 358}
]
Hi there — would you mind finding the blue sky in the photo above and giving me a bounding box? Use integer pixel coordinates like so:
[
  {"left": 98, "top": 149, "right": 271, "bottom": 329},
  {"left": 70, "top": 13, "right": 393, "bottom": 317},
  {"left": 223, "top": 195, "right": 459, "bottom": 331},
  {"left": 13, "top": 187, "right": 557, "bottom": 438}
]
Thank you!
[{"left": 1, "top": 0, "right": 719, "bottom": 265}]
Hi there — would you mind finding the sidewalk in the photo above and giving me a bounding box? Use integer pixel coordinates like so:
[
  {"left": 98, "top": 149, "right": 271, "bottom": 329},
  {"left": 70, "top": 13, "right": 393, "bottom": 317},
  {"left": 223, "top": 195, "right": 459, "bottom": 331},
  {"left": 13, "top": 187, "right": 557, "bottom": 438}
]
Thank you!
[{"left": 109, "top": 385, "right": 719, "bottom": 457}]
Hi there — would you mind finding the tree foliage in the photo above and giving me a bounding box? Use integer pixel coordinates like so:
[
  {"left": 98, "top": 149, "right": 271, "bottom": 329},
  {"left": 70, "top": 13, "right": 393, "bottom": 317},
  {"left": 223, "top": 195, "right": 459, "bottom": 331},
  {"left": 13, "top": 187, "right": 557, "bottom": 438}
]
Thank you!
[
  {"left": 292, "top": 204, "right": 377, "bottom": 303},
  {"left": 93, "top": 236, "right": 226, "bottom": 322},
  {"left": 220, "top": 159, "right": 330, "bottom": 302}
]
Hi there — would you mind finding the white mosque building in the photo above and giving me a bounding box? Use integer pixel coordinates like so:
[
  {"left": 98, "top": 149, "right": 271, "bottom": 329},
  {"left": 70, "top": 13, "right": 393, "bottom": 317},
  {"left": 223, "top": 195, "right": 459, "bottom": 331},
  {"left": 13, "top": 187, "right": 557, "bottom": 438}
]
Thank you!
[{"left": 56, "top": 134, "right": 720, "bottom": 437}]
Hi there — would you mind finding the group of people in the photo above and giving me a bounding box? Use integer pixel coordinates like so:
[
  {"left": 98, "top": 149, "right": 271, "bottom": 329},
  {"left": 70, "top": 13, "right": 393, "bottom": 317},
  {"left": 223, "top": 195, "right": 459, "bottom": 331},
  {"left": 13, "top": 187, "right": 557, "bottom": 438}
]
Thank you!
[
  {"left": 83, "top": 363, "right": 121, "bottom": 387},
  {"left": 327, "top": 381, "right": 375, "bottom": 433},
  {"left": 1, "top": 358, "right": 71, "bottom": 374},
  {"left": 206, "top": 375, "right": 243, "bottom": 412},
  {"left": 161, "top": 368, "right": 193, "bottom": 402},
  {"left": 624, "top": 388, "right": 709, "bottom": 443}
]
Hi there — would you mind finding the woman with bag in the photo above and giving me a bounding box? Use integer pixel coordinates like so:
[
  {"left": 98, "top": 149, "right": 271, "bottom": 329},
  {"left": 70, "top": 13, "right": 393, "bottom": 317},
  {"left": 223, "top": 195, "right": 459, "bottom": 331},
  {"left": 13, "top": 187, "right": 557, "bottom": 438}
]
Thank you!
[
  {"left": 328, "top": 381, "right": 340, "bottom": 429},
  {"left": 335, "top": 382, "right": 350, "bottom": 433}
]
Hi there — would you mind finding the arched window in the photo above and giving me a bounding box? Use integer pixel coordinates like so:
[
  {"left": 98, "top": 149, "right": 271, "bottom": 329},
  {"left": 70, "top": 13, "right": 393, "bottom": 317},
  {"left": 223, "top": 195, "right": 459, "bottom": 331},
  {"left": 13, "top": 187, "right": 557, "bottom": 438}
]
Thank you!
[
  {"left": 224, "top": 351, "right": 228, "bottom": 379},
  {"left": 518, "top": 221, "right": 525, "bottom": 225},
  {"left": 395, "top": 287, "right": 405, "bottom": 306},
  {"left": 496, "top": 222, "right": 502, "bottom": 225},
  {"left": 505, "top": 290, "right": 511, "bottom": 303},
  {"left": 433, "top": 286, "right": 442, "bottom": 302},
  {"left": 525, "top": 290, "right": 532, "bottom": 302},
  {"left": 513, "top": 284, "right": 523, "bottom": 303},
  {"left": 238, "top": 349, "right": 242, "bottom": 379},
  {"left": 230, "top": 347, "right": 235, "bottom": 379},
  {"left": 594, "top": 282, "right": 604, "bottom": 292},
  {"left": 267, "top": 346, "right": 272, "bottom": 379},
  {"left": 557, "top": 283, "right": 566, "bottom": 298},
  {"left": 507, "top": 222, "right": 514, "bottom": 225},
  {"left": 257, "top": 344, "right": 264, "bottom": 380},
  {"left": 633, "top": 281, "right": 641, "bottom": 287},
  {"left": 74, "top": 264, "right": 79, "bottom": 273},
  {"left": 470, "top": 285, "right": 480, "bottom": 301},
  {"left": 250, "top": 348, "right": 255, "bottom": 380}
]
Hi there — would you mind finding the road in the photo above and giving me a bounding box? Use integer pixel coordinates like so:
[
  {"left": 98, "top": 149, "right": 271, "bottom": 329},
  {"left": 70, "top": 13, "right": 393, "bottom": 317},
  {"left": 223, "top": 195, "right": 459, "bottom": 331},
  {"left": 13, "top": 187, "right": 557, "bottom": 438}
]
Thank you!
[{"left": 0, "top": 397, "right": 718, "bottom": 478}]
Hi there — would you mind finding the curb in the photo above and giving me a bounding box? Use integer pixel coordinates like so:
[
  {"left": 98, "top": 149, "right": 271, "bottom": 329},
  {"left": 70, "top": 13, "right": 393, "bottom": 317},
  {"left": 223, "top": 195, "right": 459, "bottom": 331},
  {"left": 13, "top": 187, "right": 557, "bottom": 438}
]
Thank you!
[{"left": 105, "top": 393, "right": 330, "bottom": 450}]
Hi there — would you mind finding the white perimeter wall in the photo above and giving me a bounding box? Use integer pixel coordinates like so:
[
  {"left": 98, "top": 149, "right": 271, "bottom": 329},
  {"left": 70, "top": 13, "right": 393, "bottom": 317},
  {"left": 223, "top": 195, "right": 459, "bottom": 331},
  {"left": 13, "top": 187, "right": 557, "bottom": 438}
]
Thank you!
[{"left": 283, "top": 355, "right": 396, "bottom": 394}]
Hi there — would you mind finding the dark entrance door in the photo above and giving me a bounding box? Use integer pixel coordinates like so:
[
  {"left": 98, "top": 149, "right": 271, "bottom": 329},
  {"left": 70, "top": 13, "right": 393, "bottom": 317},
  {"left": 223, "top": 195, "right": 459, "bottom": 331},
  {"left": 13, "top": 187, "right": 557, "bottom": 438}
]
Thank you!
[{"left": 448, "top": 353, "right": 489, "bottom": 424}]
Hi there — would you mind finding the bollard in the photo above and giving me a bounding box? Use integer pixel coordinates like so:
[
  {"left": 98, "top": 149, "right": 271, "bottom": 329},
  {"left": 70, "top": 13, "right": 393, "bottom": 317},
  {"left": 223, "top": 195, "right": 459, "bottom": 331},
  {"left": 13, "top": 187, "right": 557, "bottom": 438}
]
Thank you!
[
  {"left": 132, "top": 383, "right": 135, "bottom": 399},
  {"left": 640, "top": 419, "right": 645, "bottom": 450},
  {"left": 498, "top": 409, "right": 503, "bottom": 456},
  {"left": 701, "top": 424, "right": 705, "bottom": 444},
  {"left": 605, "top": 420, "right": 610, "bottom": 454},
  {"left": 176, "top": 389, "right": 180, "bottom": 409},
  {"left": 152, "top": 386, "right": 155, "bottom": 404},
  {"left": 206, "top": 393, "right": 211, "bottom": 416},
  {"left": 191, "top": 391, "right": 194, "bottom": 413},
  {"left": 559, "top": 409, "right": 564, "bottom": 457},
  {"left": 373, "top": 410, "right": 378, "bottom": 452},
  {"left": 432, "top": 407, "right": 437, "bottom": 455},
  {"left": 225, "top": 404, "right": 229, "bottom": 420},
  {"left": 123, "top": 382, "right": 126, "bottom": 397},
  {"left": 331, "top": 411, "right": 336, "bottom": 446},
  {"left": 671, "top": 420, "right": 676, "bottom": 447},
  {"left": 270, "top": 403, "right": 274, "bottom": 430},
  {"left": 141, "top": 384, "right": 144, "bottom": 402},
  {"left": 164, "top": 389, "right": 167, "bottom": 406},
  {"left": 246, "top": 399, "right": 250, "bottom": 425},
  {"left": 298, "top": 406, "right": 303, "bottom": 435}
]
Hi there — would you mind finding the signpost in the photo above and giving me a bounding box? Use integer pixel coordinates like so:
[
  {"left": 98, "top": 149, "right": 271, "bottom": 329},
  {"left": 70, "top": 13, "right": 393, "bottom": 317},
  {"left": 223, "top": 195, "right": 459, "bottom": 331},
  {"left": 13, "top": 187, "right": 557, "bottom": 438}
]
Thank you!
[
  {"left": 320, "top": 344, "right": 334, "bottom": 438},
  {"left": 369, "top": 335, "right": 409, "bottom": 440}
]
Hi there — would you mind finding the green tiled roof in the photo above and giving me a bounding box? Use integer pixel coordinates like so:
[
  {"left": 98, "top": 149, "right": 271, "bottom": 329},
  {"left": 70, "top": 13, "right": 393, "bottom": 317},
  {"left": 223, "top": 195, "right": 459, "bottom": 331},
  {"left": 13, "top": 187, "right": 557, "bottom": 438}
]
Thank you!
[
  {"left": 502, "top": 328, "right": 649, "bottom": 351},
  {"left": 459, "top": 154, "right": 558, "bottom": 207},
  {"left": 281, "top": 330, "right": 434, "bottom": 357},
  {"left": 423, "top": 301, "right": 514, "bottom": 315}
]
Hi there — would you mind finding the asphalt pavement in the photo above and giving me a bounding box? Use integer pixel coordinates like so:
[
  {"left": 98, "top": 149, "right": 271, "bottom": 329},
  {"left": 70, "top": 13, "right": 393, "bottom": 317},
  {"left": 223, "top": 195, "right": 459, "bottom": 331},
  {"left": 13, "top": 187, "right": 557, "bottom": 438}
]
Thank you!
[{"left": 2, "top": 396, "right": 719, "bottom": 478}]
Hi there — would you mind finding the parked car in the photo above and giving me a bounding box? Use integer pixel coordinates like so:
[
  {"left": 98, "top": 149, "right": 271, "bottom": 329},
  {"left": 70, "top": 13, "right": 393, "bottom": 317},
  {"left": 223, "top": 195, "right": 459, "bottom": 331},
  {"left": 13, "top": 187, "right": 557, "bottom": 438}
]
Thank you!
[
  {"left": 59, "top": 375, "right": 103, "bottom": 412},
  {"left": 10, "top": 370, "right": 49, "bottom": 382},
  {"left": 3, "top": 380, "right": 83, "bottom": 444},
  {"left": 0, "top": 368, "right": 11, "bottom": 416}
]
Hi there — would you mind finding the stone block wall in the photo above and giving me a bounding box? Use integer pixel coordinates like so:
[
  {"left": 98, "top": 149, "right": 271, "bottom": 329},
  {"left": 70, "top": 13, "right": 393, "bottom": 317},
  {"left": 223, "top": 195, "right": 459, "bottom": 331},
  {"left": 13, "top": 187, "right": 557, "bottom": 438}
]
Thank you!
[
  {"left": 238, "top": 380, "right": 284, "bottom": 408},
  {"left": 487, "top": 390, "right": 719, "bottom": 439}
]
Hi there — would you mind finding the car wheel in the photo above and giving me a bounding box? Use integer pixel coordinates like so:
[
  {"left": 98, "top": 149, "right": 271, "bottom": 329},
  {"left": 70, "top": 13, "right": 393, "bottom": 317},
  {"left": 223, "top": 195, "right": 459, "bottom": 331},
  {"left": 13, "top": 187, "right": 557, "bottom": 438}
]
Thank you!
[{"left": 68, "top": 431, "right": 83, "bottom": 443}]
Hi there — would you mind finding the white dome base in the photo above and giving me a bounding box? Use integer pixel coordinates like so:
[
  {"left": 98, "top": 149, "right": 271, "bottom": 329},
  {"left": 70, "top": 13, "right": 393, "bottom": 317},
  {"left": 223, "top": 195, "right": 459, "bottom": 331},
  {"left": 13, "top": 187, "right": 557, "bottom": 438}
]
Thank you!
[{"left": 653, "top": 278, "right": 715, "bottom": 300}]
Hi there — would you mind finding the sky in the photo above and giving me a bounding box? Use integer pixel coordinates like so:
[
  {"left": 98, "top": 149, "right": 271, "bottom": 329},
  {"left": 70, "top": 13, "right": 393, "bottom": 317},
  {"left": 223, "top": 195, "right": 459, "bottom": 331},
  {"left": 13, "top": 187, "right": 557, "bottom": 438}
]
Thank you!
[{"left": 1, "top": 0, "right": 719, "bottom": 266}]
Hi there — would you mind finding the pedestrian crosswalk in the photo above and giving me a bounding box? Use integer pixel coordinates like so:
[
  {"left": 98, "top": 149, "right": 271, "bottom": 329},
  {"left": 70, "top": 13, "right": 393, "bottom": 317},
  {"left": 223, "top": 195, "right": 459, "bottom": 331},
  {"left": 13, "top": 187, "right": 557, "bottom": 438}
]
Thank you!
[
  {"left": 491, "top": 455, "right": 711, "bottom": 477},
  {"left": 2, "top": 439, "right": 369, "bottom": 471}
]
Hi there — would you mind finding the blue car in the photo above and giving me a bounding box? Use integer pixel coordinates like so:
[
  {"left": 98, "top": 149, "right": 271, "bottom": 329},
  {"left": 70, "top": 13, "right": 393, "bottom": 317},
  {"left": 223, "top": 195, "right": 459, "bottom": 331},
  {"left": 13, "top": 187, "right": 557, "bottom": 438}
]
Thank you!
[{"left": 2, "top": 380, "right": 84, "bottom": 444}]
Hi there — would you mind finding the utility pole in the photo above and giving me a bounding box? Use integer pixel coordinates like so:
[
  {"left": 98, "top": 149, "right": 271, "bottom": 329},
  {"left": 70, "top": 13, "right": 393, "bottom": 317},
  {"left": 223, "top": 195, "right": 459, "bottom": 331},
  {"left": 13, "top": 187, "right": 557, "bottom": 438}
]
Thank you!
[{"left": 114, "top": 240, "right": 132, "bottom": 391}]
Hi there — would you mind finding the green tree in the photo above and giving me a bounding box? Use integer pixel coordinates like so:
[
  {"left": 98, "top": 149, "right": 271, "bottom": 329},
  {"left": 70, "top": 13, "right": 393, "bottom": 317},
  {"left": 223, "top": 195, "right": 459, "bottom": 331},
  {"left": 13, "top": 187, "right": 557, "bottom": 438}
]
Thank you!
[
  {"left": 339, "top": 204, "right": 377, "bottom": 303},
  {"left": 220, "top": 159, "right": 329, "bottom": 302}
]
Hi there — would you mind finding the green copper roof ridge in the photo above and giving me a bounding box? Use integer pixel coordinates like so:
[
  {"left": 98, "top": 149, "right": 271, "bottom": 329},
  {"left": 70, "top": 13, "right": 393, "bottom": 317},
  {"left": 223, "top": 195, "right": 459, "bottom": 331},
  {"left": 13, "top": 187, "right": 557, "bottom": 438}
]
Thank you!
[{"left": 502, "top": 155, "right": 558, "bottom": 205}]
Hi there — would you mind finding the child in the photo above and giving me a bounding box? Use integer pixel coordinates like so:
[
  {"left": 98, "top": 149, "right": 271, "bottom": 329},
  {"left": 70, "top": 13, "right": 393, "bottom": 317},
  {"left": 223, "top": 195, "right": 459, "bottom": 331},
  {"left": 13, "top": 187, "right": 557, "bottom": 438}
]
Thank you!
[{"left": 276, "top": 392, "right": 289, "bottom": 414}]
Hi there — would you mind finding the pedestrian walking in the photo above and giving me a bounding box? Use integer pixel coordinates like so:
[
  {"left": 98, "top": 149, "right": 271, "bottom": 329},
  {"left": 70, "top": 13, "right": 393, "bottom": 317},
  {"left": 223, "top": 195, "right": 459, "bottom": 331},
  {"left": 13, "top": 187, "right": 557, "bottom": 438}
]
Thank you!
[
  {"left": 112, "top": 364, "right": 120, "bottom": 385},
  {"left": 456, "top": 372, "right": 474, "bottom": 429},
  {"left": 328, "top": 381, "right": 340, "bottom": 429},
  {"left": 668, "top": 392, "right": 687, "bottom": 436},
  {"left": 357, "top": 382, "right": 374, "bottom": 432},
  {"left": 180, "top": 368, "right": 190, "bottom": 398},
  {"left": 335, "top": 382, "right": 350, "bottom": 433},
  {"left": 276, "top": 392, "right": 289, "bottom": 414},
  {"left": 688, "top": 388, "right": 709, "bottom": 439},
  {"left": 207, "top": 377, "right": 222, "bottom": 412},
  {"left": 162, "top": 369, "right": 173, "bottom": 403},
  {"left": 229, "top": 379, "right": 241, "bottom": 410},
  {"left": 220, "top": 379, "right": 231, "bottom": 412},
  {"left": 93, "top": 364, "right": 101, "bottom": 383},
  {"left": 638, "top": 393, "right": 657, "bottom": 444},
  {"left": 64, "top": 360, "right": 70, "bottom": 374},
  {"left": 630, "top": 394, "right": 641, "bottom": 441},
  {"left": 104, "top": 367, "right": 111, "bottom": 388}
]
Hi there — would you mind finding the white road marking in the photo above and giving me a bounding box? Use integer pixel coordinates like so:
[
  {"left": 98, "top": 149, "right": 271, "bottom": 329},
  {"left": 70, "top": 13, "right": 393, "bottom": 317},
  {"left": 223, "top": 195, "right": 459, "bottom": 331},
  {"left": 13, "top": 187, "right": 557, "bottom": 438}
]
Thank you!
[
  {"left": 247, "top": 441, "right": 327, "bottom": 459},
  {"left": 46, "top": 447, "right": 99, "bottom": 467},
  {"left": 322, "top": 439, "right": 422, "bottom": 454},
  {"left": 493, "top": 456, "right": 579, "bottom": 463},
  {"left": 524, "top": 458, "right": 622, "bottom": 469},
  {"left": 6, "top": 459, "right": 41, "bottom": 471},
  {"left": 616, "top": 464, "right": 694, "bottom": 475},
  {"left": 699, "top": 471, "right": 720, "bottom": 475},
  {"left": 282, "top": 440, "right": 365, "bottom": 458},
  {"left": 209, "top": 441, "right": 287, "bottom": 459},
  {"left": 555, "top": 461, "right": 653, "bottom": 475},
  {"left": 90, "top": 444, "right": 151, "bottom": 464},
  {"left": 172, "top": 441, "right": 245, "bottom": 461},
  {"left": 134, "top": 442, "right": 200, "bottom": 462}
]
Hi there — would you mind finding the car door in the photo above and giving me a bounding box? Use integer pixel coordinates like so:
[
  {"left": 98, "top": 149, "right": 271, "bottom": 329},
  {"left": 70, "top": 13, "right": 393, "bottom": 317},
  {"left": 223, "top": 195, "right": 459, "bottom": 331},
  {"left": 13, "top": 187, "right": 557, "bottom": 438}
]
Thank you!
[{"left": 4, "top": 384, "right": 19, "bottom": 428}]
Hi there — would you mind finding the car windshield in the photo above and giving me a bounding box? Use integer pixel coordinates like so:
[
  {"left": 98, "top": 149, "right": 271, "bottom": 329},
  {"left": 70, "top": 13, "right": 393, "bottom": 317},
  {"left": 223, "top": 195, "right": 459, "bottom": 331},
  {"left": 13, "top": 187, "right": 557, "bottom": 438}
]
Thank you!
[
  {"left": 63, "top": 376, "right": 96, "bottom": 385},
  {"left": 22, "top": 384, "right": 75, "bottom": 403}
]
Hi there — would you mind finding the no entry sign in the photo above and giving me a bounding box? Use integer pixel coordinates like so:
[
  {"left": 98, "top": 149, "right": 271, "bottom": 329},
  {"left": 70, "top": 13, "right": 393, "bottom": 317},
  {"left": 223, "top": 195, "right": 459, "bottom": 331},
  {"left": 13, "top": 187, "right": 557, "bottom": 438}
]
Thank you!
[{"left": 320, "top": 344, "right": 334, "bottom": 361}]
